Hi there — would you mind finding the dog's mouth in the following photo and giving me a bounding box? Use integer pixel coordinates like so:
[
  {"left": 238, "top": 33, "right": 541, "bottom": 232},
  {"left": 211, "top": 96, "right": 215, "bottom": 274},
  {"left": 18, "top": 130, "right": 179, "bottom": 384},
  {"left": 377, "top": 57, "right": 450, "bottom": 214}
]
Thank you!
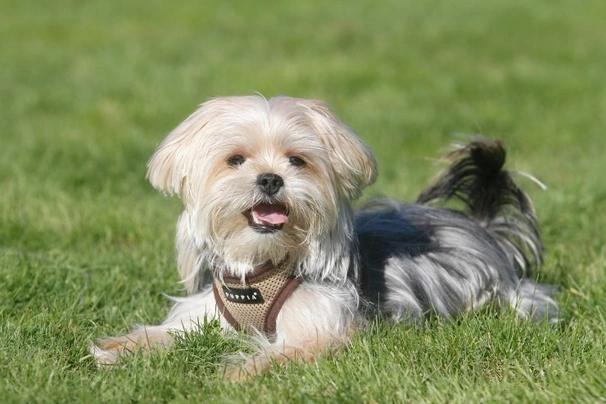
[{"left": 245, "top": 203, "right": 289, "bottom": 233}]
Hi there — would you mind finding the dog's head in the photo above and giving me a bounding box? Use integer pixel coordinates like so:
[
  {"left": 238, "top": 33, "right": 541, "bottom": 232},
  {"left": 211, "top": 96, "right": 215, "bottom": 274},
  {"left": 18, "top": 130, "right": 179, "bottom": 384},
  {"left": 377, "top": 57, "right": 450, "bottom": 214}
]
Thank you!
[{"left": 147, "top": 95, "right": 377, "bottom": 277}]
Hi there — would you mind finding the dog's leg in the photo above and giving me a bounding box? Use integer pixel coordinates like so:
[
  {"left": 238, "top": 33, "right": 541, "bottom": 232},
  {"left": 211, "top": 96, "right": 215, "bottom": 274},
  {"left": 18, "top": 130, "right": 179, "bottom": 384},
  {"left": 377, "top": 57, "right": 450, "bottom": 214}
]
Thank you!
[
  {"left": 227, "top": 283, "right": 359, "bottom": 381},
  {"left": 91, "top": 286, "right": 231, "bottom": 365}
]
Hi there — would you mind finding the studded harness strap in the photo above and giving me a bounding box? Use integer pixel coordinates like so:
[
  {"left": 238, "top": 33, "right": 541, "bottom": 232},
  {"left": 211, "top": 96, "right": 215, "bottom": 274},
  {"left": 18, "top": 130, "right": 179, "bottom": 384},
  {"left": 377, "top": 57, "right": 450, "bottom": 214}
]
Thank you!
[{"left": 212, "top": 260, "right": 301, "bottom": 336}]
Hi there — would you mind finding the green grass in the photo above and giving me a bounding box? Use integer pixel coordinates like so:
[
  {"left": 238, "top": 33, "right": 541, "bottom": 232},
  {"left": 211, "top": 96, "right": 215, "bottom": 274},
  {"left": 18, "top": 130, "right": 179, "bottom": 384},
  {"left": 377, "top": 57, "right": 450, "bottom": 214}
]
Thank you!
[{"left": 1, "top": 0, "right": 605, "bottom": 402}]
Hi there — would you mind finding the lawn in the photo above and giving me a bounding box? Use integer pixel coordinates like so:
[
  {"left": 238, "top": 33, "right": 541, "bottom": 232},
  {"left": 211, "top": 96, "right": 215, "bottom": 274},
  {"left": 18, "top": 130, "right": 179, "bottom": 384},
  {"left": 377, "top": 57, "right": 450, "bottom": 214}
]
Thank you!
[{"left": 1, "top": 0, "right": 605, "bottom": 402}]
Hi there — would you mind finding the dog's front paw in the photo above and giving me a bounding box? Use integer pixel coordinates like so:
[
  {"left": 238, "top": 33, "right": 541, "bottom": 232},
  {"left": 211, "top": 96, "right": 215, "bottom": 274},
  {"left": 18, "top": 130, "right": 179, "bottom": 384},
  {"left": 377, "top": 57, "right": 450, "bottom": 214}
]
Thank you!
[
  {"left": 89, "top": 341, "right": 122, "bottom": 366},
  {"left": 89, "top": 328, "right": 174, "bottom": 367},
  {"left": 89, "top": 335, "right": 142, "bottom": 366}
]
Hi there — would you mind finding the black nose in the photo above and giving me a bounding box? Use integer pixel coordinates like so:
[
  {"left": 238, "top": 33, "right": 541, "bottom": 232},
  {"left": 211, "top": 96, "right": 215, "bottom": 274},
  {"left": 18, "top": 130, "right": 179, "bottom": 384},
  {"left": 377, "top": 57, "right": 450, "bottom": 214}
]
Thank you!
[{"left": 257, "top": 173, "right": 284, "bottom": 196}]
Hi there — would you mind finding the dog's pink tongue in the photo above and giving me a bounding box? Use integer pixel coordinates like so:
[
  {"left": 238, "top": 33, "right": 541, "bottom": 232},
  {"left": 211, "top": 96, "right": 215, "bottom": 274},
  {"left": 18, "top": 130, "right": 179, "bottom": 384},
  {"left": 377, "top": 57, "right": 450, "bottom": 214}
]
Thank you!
[{"left": 253, "top": 204, "right": 289, "bottom": 225}]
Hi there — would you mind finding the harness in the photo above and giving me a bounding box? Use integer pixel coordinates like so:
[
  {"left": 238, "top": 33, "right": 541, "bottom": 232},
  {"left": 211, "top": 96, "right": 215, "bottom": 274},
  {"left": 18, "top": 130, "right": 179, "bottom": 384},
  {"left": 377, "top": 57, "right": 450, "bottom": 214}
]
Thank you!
[{"left": 212, "top": 260, "right": 301, "bottom": 336}]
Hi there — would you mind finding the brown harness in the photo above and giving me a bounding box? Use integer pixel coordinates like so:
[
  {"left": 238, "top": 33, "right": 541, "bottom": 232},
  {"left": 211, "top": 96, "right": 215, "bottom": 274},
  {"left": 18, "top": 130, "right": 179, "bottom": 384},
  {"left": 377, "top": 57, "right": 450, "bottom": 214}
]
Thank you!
[{"left": 212, "top": 260, "right": 301, "bottom": 336}]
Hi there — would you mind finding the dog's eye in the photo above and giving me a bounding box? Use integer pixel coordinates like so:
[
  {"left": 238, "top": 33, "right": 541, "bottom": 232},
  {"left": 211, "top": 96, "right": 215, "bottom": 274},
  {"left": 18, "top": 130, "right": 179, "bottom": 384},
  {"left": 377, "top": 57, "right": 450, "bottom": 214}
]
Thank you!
[
  {"left": 227, "top": 155, "right": 246, "bottom": 167},
  {"left": 288, "top": 156, "right": 306, "bottom": 167}
]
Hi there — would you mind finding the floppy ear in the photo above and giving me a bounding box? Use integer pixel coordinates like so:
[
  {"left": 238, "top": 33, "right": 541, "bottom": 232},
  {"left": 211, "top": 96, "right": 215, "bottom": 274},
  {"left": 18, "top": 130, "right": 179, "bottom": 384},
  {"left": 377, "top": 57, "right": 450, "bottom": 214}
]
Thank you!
[
  {"left": 146, "top": 99, "right": 224, "bottom": 199},
  {"left": 301, "top": 99, "right": 378, "bottom": 200}
]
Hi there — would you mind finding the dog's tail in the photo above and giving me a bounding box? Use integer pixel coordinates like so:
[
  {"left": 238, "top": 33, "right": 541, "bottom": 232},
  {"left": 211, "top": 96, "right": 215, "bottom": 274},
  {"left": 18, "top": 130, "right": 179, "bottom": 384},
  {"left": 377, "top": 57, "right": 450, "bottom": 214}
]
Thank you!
[{"left": 416, "top": 137, "right": 543, "bottom": 278}]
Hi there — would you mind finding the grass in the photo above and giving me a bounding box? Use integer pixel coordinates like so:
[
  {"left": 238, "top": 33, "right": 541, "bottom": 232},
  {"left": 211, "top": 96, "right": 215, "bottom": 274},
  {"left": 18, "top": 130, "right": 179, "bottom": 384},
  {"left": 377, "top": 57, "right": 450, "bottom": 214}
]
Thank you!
[{"left": 1, "top": 0, "right": 605, "bottom": 402}]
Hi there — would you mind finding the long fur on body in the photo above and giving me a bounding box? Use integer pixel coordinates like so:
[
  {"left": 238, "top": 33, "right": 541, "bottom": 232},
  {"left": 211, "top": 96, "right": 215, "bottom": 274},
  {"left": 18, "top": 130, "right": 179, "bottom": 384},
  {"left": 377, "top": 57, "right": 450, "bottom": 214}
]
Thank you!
[
  {"left": 91, "top": 96, "right": 559, "bottom": 379},
  {"left": 357, "top": 139, "right": 557, "bottom": 323}
]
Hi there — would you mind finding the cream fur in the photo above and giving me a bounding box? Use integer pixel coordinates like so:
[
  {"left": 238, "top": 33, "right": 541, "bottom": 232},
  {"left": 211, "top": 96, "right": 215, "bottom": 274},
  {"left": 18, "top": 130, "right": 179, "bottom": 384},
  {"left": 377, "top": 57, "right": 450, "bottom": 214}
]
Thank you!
[{"left": 92, "top": 96, "right": 376, "bottom": 378}]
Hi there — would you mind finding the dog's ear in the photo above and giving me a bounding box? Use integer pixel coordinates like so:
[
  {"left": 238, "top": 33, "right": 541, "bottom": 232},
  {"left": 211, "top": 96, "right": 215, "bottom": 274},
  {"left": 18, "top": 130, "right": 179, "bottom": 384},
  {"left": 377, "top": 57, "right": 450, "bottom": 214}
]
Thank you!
[
  {"left": 146, "top": 99, "right": 224, "bottom": 200},
  {"left": 301, "top": 99, "right": 377, "bottom": 200}
]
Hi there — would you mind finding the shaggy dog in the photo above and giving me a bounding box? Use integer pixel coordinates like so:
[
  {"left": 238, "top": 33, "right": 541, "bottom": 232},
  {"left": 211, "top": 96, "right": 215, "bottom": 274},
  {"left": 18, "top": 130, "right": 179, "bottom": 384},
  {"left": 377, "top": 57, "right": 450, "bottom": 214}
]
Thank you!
[{"left": 91, "top": 95, "right": 558, "bottom": 378}]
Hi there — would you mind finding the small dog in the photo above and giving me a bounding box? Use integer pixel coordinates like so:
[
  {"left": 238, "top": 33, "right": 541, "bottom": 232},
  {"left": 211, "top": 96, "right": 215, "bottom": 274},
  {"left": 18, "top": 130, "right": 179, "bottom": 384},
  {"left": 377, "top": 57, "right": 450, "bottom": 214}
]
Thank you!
[{"left": 91, "top": 95, "right": 559, "bottom": 378}]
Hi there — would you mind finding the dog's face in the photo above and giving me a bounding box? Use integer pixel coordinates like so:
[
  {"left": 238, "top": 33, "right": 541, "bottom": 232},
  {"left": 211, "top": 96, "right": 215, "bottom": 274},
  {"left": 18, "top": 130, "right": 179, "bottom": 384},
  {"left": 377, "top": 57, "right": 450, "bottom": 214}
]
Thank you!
[{"left": 147, "top": 96, "right": 376, "bottom": 272}]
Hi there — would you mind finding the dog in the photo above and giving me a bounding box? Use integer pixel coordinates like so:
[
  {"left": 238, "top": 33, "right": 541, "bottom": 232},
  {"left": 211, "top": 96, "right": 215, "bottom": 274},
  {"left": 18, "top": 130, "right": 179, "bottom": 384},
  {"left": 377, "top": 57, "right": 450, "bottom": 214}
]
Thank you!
[{"left": 90, "top": 95, "right": 559, "bottom": 379}]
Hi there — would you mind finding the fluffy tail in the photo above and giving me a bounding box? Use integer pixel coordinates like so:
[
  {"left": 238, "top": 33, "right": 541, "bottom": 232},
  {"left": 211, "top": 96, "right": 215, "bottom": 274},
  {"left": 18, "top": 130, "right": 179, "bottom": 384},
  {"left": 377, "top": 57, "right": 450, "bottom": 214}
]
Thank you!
[{"left": 416, "top": 137, "right": 543, "bottom": 278}]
